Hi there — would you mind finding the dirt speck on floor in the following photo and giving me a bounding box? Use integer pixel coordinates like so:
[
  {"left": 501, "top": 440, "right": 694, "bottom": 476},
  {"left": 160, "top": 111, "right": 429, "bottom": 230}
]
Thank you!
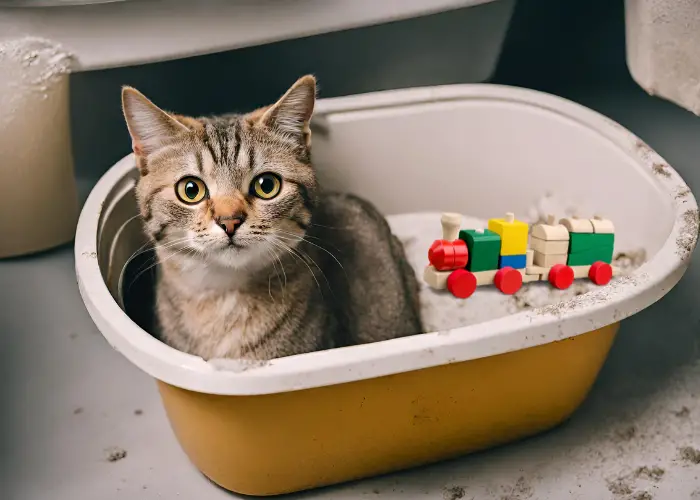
[
  {"left": 680, "top": 446, "right": 700, "bottom": 464},
  {"left": 105, "top": 447, "right": 127, "bottom": 463},
  {"left": 631, "top": 492, "right": 653, "bottom": 500},
  {"left": 607, "top": 478, "right": 633, "bottom": 496},
  {"left": 634, "top": 465, "right": 665, "bottom": 481},
  {"left": 615, "top": 425, "right": 637, "bottom": 442},
  {"left": 673, "top": 406, "right": 690, "bottom": 418},
  {"left": 501, "top": 476, "right": 533, "bottom": 500},
  {"left": 443, "top": 485, "right": 466, "bottom": 500},
  {"left": 134, "top": 409, "right": 143, "bottom": 416},
  {"left": 69, "top": 332, "right": 78, "bottom": 340},
  {"left": 652, "top": 162, "right": 671, "bottom": 178},
  {"left": 73, "top": 407, "right": 83, "bottom": 415}
]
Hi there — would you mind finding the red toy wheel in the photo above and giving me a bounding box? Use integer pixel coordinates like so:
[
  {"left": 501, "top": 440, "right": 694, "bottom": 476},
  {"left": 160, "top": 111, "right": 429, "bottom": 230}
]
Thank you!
[
  {"left": 494, "top": 267, "right": 522, "bottom": 295},
  {"left": 447, "top": 269, "right": 477, "bottom": 299},
  {"left": 589, "top": 261, "right": 613, "bottom": 285},
  {"left": 548, "top": 264, "right": 575, "bottom": 290}
]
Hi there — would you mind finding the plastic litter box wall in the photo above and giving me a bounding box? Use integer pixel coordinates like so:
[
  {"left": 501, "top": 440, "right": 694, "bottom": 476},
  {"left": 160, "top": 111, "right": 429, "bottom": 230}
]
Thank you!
[{"left": 626, "top": 0, "right": 700, "bottom": 115}]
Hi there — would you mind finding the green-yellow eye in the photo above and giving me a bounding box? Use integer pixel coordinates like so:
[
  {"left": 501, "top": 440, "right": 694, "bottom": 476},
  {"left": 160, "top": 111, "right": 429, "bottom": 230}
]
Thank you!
[
  {"left": 176, "top": 176, "right": 207, "bottom": 204},
  {"left": 251, "top": 173, "right": 281, "bottom": 200}
]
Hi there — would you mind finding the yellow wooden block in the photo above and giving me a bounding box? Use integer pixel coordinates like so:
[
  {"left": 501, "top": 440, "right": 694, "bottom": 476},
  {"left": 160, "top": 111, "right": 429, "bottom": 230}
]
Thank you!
[{"left": 487, "top": 212, "right": 529, "bottom": 256}]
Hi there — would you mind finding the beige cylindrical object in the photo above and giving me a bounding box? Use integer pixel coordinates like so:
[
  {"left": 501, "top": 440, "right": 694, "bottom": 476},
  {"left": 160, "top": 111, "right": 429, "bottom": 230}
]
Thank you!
[
  {"left": 0, "top": 37, "right": 77, "bottom": 258},
  {"left": 440, "top": 212, "right": 461, "bottom": 241}
]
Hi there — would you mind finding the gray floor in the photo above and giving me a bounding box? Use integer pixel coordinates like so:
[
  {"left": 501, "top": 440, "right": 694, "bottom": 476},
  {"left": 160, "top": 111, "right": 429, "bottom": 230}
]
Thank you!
[{"left": 2, "top": 82, "right": 700, "bottom": 499}]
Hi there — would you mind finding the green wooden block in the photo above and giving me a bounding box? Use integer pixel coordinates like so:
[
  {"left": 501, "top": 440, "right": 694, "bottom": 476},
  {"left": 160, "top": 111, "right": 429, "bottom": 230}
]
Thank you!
[
  {"left": 566, "top": 244, "right": 614, "bottom": 266},
  {"left": 569, "top": 233, "right": 614, "bottom": 253},
  {"left": 460, "top": 228, "right": 501, "bottom": 272}
]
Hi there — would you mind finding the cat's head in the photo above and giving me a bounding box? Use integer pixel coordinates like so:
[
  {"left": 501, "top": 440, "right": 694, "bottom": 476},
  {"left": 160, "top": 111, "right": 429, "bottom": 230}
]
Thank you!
[{"left": 121, "top": 76, "right": 318, "bottom": 270}]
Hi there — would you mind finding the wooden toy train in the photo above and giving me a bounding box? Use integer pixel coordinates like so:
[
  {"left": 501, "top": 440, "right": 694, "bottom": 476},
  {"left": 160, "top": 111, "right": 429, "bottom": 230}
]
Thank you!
[{"left": 424, "top": 212, "right": 620, "bottom": 299}]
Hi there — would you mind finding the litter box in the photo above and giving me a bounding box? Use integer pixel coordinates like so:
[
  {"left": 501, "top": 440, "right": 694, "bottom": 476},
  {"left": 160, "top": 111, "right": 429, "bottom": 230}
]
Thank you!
[{"left": 75, "top": 84, "right": 698, "bottom": 496}]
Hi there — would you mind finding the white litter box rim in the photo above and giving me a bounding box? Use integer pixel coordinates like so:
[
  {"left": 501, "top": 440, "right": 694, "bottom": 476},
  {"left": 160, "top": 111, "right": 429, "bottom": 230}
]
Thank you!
[{"left": 75, "top": 84, "right": 699, "bottom": 396}]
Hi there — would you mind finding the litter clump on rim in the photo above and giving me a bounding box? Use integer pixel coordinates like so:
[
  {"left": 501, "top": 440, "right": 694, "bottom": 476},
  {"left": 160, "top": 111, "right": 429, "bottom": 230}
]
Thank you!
[
  {"left": 532, "top": 273, "right": 644, "bottom": 318},
  {"left": 676, "top": 209, "right": 700, "bottom": 262}
]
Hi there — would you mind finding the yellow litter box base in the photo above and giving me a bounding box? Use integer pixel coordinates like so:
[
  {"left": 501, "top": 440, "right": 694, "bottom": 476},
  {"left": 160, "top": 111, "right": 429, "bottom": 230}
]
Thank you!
[{"left": 157, "top": 323, "right": 619, "bottom": 496}]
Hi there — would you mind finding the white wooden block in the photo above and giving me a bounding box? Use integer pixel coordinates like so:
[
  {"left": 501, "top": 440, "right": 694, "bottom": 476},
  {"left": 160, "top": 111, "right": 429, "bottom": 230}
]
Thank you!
[
  {"left": 530, "top": 236, "right": 570, "bottom": 255},
  {"left": 472, "top": 269, "right": 499, "bottom": 286},
  {"left": 441, "top": 212, "right": 462, "bottom": 241},
  {"left": 559, "top": 217, "right": 593, "bottom": 233},
  {"left": 423, "top": 265, "right": 451, "bottom": 290},
  {"left": 589, "top": 215, "right": 615, "bottom": 234},
  {"left": 533, "top": 251, "right": 568, "bottom": 267}
]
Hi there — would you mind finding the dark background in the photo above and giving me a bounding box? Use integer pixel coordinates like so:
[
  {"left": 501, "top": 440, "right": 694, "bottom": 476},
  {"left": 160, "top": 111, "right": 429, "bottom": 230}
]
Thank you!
[{"left": 70, "top": 0, "right": 635, "bottom": 182}]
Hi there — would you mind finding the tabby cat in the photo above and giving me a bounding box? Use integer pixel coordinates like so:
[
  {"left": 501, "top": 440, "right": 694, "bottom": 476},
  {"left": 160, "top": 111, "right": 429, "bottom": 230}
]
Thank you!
[{"left": 121, "top": 75, "right": 423, "bottom": 361}]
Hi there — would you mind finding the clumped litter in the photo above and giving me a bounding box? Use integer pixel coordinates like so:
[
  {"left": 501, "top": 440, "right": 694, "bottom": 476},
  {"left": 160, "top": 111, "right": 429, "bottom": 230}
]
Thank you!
[
  {"left": 389, "top": 193, "right": 647, "bottom": 333},
  {"left": 634, "top": 466, "right": 665, "bottom": 481},
  {"left": 679, "top": 446, "right": 700, "bottom": 464},
  {"left": 105, "top": 447, "right": 127, "bottom": 463},
  {"left": 442, "top": 485, "right": 466, "bottom": 500},
  {"left": 499, "top": 476, "right": 533, "bottom": 500},
  {"left": 673, "top": 406, "right": 690, "bottom": 418},
  {"left": 676, "top": 209, "right": 700, "bottom": 262}
]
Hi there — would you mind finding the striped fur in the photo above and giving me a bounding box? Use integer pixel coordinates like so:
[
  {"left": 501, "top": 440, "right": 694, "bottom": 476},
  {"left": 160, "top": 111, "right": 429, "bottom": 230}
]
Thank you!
[{"left": 121, "top": 75, "right": 423, "bottom": 361}]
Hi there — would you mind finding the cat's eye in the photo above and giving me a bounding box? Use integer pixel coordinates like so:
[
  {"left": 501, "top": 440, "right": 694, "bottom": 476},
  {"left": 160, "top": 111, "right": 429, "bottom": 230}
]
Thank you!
[
  {"left": 175, "top": 176, "right": 207, "bottom": 204},
  {"left": 251, "top": 173, "right": 281, "bottom": 200}
]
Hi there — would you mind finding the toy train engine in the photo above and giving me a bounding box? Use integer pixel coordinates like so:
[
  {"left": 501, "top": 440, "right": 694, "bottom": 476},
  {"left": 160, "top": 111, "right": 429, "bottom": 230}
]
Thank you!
[{"left": 424, "top": 212, "right": 619, "bottom": 299}]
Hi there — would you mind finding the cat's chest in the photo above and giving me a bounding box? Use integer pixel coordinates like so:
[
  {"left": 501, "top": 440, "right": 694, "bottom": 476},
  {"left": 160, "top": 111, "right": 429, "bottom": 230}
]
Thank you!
[{"left": 181, "top": 291, "right": 258, "bottom": 335}]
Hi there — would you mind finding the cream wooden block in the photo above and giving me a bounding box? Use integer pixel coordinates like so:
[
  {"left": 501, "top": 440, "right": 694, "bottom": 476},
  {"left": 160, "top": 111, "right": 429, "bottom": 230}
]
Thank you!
[
  {"left": 559, "top": 216, "right": 593, "bottom": 233},
  {"left": 441, "top": 212, "right": 462, "bottom": 241},
  {"left": 530, "top": 236, "right": 570, "bottom": 255},
  {"left": 531, "top": 214, "right": 570, "bottom": 241},
  {"left": 570, "top": 265, "right": 591, "bottom": 279},
  {"left": 589, "top": 215, "right": 615, "bottom": 234},
  {"left": 533, "top": 251, "right": 568, "bottom": 267},
  {"left": 423, "top": 265, "right": 451, "bottom": 290},
  {"left": 520, "top": 270, "right": 542, "bottom": 283},
  {"left": 472, "top": 269, "right": 499, "bottom": 286},
  {"left": 526, "top": 265, "right": 548, "bottom": 275}
]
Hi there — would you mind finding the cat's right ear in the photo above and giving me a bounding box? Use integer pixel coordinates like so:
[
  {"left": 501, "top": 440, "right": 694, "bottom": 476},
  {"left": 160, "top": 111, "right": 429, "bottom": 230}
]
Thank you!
[{"left": 121, "top": 86, "right": 190, "bottom": 157}]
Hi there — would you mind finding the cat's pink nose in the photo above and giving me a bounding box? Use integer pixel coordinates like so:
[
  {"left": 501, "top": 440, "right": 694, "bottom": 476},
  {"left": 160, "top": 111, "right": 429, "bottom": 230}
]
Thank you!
[{"left": 216, "top": 214, "right": 245, "bottom": 237}]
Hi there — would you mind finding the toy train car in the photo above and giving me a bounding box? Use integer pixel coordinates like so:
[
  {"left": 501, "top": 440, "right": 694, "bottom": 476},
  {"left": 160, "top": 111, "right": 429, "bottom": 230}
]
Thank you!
[{"left": 424, "top": 212, "right": 620, "bottom": 299}]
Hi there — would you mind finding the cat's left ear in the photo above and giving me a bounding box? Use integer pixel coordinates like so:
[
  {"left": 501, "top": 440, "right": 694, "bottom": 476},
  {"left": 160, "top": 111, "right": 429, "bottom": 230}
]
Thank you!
[
  {"left": 259, "top": 75, "right": 316, "bottom": 147},
  {"left": 121, "top": 86, "right": 190, "bottom": 157}
]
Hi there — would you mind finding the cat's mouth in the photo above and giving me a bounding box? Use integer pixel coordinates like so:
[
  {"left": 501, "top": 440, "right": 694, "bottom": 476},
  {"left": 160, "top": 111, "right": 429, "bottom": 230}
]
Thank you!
[{"left": 226, "top": 239, "right": 245, "bottom": 250}]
